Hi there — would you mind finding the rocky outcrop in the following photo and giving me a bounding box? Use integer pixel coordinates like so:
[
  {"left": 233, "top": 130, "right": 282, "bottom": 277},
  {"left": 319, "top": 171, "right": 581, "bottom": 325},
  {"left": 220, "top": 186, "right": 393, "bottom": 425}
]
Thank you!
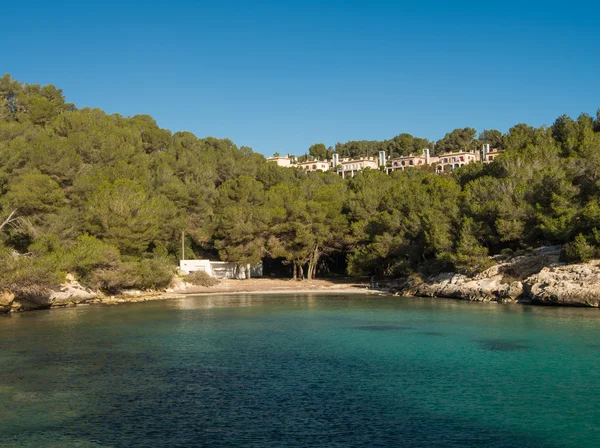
[
  {"left": 0, "top": 292, "right": 15, "bottom": 313},
  {"left": 0, "top": 274, "right": 100, "bottom": 312},
  {"left": 402, "top": 272, "right": 525, "bottom": 303},
  {"left": 48, "top": 274, "right": 98, "bottom": 307},
  {"left": 0, "top": 273, "right": 180, "bottom": 313},
  {"left": 527, "top": 263, "right": 600, "bottom": 307},
  {"left": 396, "top": 246, "right": 600, "bottom": 307}
]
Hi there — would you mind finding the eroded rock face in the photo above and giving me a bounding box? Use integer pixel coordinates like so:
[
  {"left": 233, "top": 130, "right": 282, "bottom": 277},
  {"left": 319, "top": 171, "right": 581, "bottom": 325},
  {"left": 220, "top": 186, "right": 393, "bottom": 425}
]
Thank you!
[
  {"left": 0, "top": 292, "right": 15, "bottom": 312},
  {"left": 397, "top": 246, "right": 600, "bottom": 307},
  {"left": 406, "top": 272, "right": 524, "bottom": 303},
  {"left": 0, "top": 274, "right": 100, "bottom": 312},
  {"left": 48, "top": 274, "right": 97, "bottom": 307},
  {"left": 527, "top": 264, "right": 600, "bottom": 307},
  {"left": 11, "top": 293, "right": 53, "bottom": 311}
]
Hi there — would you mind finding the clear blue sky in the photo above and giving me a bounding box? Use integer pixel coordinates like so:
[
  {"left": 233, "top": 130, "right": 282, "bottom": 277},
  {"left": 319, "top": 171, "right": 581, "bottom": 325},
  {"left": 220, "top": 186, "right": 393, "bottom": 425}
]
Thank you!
[{"left": 3, "top": 0, "right": 599, "bottom": 156}]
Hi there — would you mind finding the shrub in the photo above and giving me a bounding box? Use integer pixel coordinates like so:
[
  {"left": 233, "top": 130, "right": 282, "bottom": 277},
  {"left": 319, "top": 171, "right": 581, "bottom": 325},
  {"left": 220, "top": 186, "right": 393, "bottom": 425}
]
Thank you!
[
  {"left": 450, "top": 218, "right": 494, "bottom": 276},
  {"left": 63, "top": 235, "right": 121, "bottom": 283},
  {"left": 185, "top": 270, "right": 219, "bottom": 287},
  {"left": 90, "top": 263, "right": 138, "bottom": 293},
  {"left": 135, "top": 257, "right": 175, "bottom": 290},
  {"left": 0, "top": 251, "right": 64, "bottom": 300},
  {"left": 561, "top": 234, "right": 595, "bottom": 263},
  {"left": 90, "top": 257, "right": 176, "bottom": 293}
]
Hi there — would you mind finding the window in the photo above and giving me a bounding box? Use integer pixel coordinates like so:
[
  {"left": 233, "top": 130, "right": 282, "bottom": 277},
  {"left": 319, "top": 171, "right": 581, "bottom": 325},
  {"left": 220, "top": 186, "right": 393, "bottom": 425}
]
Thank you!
[{"left": 409, "top": 160, "right": 413, "bottom": 165}]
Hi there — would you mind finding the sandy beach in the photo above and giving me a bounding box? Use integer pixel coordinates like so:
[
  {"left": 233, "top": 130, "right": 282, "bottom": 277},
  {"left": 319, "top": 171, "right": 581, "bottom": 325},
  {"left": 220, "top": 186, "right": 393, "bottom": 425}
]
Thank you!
[{"left": 166, "top": 277, "right": 375, "bottom": 296}]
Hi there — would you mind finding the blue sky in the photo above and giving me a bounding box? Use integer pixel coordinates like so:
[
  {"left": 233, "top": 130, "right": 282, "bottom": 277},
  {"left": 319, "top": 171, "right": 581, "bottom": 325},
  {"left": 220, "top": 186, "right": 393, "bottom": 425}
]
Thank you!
[{"left": 3, "top": 0, "right": 599, "bottom": 156}]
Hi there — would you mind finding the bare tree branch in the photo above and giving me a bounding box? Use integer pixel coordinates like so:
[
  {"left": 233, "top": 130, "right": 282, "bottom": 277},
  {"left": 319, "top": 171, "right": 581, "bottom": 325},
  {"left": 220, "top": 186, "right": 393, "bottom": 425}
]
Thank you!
[{"left": 0, "top": 209, "right": 18, "bottom": 232}]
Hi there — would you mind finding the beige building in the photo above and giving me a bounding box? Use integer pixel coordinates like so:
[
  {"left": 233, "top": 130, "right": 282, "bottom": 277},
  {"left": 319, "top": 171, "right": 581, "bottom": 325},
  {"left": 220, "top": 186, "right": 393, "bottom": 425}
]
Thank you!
[
  {"left": 389, "top": 154, "right": 427, "bottom": 171},
  {"left": 435, "top": 151, "right": 478, "bottom": 172},
  {"left": 337, "top": 157, "right": 378, "bottom": 178},
  {"left": 267, "top": 145, "right": 501, "bottom": 177},
  {"left": 481, "top": 144, "right": 501, "bottom": 163},
  {"left": 266, "top": 155, "right": 294, "bottom": 167},
  {"left": 297, "top": 160, "right": 330, "bottom": 172},
  {"left": 388, "top": 149, "right": 438, "bottom": 173},
  {"left": 482, "top": 150, "right": 501, "bottom": 162}
]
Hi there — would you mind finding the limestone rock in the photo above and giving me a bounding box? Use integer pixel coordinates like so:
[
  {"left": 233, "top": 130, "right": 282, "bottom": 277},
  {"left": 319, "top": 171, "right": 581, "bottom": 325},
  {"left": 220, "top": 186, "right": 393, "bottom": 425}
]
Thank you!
[
  {"left": 48, "top": 274, "right": 97, "bottom": 307},
  {"left": 0, "top": 292, "right": 15, "bottom": 313},
  {"left": 525, "top": 261, "right": 600, "bottom": 307},
  {"left": 395, "top": 246, "right": 600, "bottom": 307}
]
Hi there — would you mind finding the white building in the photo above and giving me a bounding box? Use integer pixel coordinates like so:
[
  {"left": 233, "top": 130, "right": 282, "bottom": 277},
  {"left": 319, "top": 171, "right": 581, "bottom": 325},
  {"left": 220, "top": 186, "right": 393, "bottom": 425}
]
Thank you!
[
  {"left": 266, "top": 155, "right": 294, "bottom": 167},
  {"left": 179, "top": 259, "right": 263, "bottom": 279}
]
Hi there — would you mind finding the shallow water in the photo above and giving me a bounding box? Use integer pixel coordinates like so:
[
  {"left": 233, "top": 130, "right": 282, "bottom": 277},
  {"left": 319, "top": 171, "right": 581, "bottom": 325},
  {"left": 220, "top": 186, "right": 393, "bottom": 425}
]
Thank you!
[{"left": 1, "top": 294, "right": 599, "bottom": 447}]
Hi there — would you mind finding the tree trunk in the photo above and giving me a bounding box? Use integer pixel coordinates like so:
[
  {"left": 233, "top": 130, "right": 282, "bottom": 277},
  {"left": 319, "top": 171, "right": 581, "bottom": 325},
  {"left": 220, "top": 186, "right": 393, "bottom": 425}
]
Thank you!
[
  {"left": 292, "top": 263, "right": 297, "bottom": 280},
  {"left": 295, "top": 262, "right": 304, "bottom": 280},
  {"left": 312, "top": 252, "right": 320, "bottom": 279},
  {"left": 307, "top": 246, "right": 320, "bottom": 280},
  {"left": 246, "top": 264, "right": 251, "bottom": 279}
]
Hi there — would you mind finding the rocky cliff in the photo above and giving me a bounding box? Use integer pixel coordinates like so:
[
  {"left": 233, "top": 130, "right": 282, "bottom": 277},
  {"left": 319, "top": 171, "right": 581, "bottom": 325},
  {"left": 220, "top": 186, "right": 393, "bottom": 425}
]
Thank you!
[
  {"left": 396, "top": 246, "right": 600, "bottom": 307},
  {"left": 0, "top": 274, "right": 98, "bottom": 312},
  {"left": 0, "top": 274, "right": 174, "bottom": 313}
]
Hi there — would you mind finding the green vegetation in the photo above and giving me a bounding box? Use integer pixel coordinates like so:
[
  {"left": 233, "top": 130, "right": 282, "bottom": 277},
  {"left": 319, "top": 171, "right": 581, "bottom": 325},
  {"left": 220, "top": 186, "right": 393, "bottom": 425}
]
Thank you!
[
  {"left": 1, "top": 73, "right": 600, "bottom": 295},
  {"left": 333, "top": 133, "right": 433, "bottom": 159}
]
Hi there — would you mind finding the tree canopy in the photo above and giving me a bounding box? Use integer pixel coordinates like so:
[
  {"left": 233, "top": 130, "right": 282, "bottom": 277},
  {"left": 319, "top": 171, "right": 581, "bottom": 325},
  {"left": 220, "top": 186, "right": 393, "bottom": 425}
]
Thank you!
[{"left": 1, "top": 73, "right": 600, "bottom": 292}]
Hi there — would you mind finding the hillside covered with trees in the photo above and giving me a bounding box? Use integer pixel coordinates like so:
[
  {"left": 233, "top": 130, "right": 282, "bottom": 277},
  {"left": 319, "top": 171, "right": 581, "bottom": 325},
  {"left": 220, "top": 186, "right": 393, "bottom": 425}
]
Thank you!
[{"left": 1, "top": 74, "right": 600, "bottom": 298}]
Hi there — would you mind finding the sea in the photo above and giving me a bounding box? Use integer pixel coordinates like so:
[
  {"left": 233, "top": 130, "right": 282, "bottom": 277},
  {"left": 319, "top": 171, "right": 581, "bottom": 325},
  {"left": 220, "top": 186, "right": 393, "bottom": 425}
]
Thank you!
[{"left": 1, "top": 294, "right": 599, "bottom": 447}]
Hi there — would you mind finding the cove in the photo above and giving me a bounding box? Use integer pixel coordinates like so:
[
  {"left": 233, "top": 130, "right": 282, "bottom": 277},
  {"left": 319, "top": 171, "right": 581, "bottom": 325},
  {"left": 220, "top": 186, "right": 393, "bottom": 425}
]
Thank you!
[{"left": 1, "top": 294, "right": 599, "bottom": 447}]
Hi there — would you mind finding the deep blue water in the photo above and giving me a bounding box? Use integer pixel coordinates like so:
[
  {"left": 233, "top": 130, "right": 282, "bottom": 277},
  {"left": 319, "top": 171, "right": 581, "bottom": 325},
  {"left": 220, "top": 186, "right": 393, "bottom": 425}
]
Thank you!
[{"left": 1, "top": 294, "right": 599, "bottom": 447}]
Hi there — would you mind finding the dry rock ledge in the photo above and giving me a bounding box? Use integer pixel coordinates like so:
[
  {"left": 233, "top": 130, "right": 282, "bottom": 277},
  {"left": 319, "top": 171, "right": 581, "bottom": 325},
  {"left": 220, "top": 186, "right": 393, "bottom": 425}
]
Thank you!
[{"left": 394, "top": 246, "right": 600, "bottom": 307}]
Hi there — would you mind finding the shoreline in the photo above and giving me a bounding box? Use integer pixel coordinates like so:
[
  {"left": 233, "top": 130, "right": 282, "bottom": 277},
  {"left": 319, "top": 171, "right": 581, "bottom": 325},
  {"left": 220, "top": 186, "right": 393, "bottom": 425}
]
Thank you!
[
  {"left": 6, "top": 251, "right": 600, "bottom": 313},
  {"left": 1, "top": 278, "right": 388, "bottom": 313},
  {"left": 102, "top": 287, "right": 386, "bottom": 306}
]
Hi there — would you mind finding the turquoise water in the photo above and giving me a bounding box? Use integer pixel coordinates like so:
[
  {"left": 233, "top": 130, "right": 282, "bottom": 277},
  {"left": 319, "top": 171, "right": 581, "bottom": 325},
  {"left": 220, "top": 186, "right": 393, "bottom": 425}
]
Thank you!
[{"left": 1, "top": 294, "right": 599, "bottom": 447}]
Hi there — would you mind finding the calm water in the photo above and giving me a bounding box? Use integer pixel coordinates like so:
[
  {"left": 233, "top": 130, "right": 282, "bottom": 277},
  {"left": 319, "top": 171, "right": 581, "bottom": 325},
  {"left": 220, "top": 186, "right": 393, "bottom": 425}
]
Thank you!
[{"left": 1, "top": 294, "right": 599, "bottom": 447}]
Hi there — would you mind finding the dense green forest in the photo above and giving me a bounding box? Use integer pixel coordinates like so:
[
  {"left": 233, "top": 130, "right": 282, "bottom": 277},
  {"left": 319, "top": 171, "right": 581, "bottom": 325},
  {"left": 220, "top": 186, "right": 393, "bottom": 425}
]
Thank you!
[{"left": 1, "top": 74, "right": 600, "bottom": 297}]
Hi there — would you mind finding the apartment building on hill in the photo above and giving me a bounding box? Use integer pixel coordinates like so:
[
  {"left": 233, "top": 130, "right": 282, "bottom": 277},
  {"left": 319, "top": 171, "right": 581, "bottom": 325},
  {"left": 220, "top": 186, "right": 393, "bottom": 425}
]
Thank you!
[{"left": 267, "top": 145, "right": 501, "bottom": 176}]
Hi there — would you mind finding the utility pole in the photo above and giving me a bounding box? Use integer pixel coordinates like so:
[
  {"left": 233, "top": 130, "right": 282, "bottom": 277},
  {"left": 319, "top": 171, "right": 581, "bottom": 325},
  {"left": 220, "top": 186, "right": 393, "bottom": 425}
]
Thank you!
[{"left": 181, "top": 230, "right": 185, "bottom": 260}]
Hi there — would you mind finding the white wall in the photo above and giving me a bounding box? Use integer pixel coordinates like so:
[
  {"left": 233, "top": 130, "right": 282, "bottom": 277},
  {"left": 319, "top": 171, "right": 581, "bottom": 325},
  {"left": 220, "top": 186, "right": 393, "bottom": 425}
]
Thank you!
[
  {"left": 179, "top": 260, "right": 264, "bottom": 279},
  {"left": 179, "top": 260, "right": 214, "bottom": 276}
]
